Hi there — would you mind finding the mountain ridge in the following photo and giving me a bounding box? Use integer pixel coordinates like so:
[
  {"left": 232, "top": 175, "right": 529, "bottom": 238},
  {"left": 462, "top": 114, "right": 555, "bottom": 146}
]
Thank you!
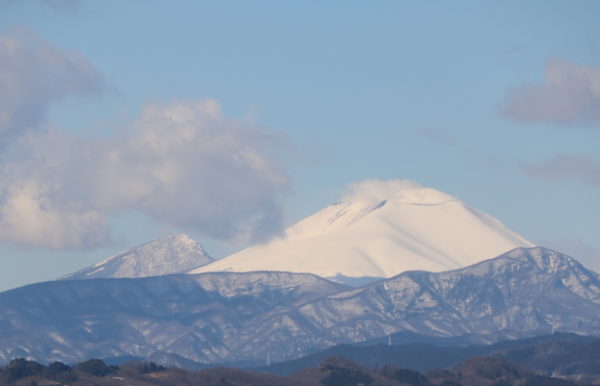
[{"left": 1, "top": 247, "right": 598, "bottom": 366}]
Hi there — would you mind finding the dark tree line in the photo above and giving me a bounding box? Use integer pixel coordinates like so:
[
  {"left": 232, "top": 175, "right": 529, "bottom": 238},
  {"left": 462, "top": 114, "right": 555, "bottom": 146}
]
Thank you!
[{"left": 0, "top": 357, "right": 164, "bottom": 384}]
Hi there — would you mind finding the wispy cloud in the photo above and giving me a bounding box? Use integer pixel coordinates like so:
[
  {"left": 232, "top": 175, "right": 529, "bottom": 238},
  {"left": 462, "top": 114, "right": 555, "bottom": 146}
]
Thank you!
[
  {"left": 0, "top": 100, "right": 290, "bottom": 250},
  {"left": 502, "top": 58, "right": 600, "bottom": 126},
  {"left": 521, "top": 154, "right": 600, "bottom": 189},
  {"left": 0, "top": 27, "right": 104, "bottom": 143}
]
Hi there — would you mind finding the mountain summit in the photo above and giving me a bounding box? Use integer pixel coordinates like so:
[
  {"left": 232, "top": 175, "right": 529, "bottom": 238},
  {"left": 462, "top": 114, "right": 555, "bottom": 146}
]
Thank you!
[
  {"left": 64, "top": 233, "right": 213, "bottom": 280},
  {"left": 190, "top": 179, "right": 533, "bottom": 280}
]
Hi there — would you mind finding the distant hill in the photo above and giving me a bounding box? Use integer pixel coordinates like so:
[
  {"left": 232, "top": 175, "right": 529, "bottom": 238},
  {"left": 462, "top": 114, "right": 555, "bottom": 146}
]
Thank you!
[{"left": 255, "top": 332, "right": 599, "bottom": 380}]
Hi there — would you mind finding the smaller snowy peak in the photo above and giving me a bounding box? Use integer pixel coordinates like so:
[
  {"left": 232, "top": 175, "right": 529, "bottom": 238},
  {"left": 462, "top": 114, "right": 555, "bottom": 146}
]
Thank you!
[{"left": 63, "top": 233, "right": 213, "bottom": 280}]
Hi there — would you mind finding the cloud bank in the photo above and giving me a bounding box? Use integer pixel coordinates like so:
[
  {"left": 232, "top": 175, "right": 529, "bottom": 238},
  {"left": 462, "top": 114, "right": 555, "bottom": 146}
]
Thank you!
[
  {"left": 0, "top": 29, "right": 290, "bottom": 250},
  {"left": 503, "top": 58, "right": 600, "bottom": 126},
  {"left": 521, "top": 154, "right": 600, "bottom": 189},
  {"left": 0, "top": 100, "right": 290, "bottom": 250}
]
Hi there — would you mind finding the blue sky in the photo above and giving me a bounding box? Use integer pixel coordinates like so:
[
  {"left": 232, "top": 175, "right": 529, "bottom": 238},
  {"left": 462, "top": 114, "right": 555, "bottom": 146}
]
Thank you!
[{"left": 0, "top": 0, "right": 599, "bottom": 291}]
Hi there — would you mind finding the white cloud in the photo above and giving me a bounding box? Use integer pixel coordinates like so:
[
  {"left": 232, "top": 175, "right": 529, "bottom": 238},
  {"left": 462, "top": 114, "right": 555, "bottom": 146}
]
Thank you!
[
  {"left": 503, "top": 58, "right": 600, "bottom": 126},
  {"left": 0, "top": 130, "right": 110, "bottom": 249},
  {"left": 0, "top": 100, "right": 290, "bottom": 250},
  {"left": 100, "top": 100, "right": 290, "bottom": 243},
  {"left": 0, "top": 178, "right": 108, "bottom": 250},
  {"left": 0, "top": 27, "right": 104, "bottom": 143},
  {"left": 521, "top": 154, "right": 600, "bottom": 189}
]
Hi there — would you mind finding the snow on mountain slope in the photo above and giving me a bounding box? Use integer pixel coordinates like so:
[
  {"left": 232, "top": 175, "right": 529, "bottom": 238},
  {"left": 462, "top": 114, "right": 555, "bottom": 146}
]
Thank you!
[
  {"left": 190, "top": 179, "right": 534, "bottom": 279},
  {"left": 0, "top": 271, "right": 348, "bottom": 364},
  {"left": 63, "top": 233, "right": 213, "bottom": 279},
  {"left": 285, "top": 247, "right": 600, "bottom": 343},
  {"left": 1, "top": 247, "right": 598, "bottom": 365}
]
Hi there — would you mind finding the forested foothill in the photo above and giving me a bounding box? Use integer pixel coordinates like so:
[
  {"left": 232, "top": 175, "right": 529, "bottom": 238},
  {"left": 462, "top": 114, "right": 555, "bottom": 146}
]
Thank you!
[{"left": 0, "top": 353, "right": 597, "bottom": 386}]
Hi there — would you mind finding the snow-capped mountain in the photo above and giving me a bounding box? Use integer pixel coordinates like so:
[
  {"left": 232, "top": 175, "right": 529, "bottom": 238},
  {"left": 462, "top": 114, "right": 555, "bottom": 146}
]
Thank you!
[
  {"left": 1, "top": 247, "right": 598, "bottom": 365},
  {"left": 190, "top": 179, "right": 534, "bottom": 280},
  {"left": 63, "top": 233, "right": 213, "bottom": 280}
]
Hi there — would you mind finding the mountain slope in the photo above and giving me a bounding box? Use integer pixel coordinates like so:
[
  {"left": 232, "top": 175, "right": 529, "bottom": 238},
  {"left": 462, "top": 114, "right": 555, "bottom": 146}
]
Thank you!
[
  {"left": 0, "top": 271, "right": 348, "bottom": 364},
  {"left": 278, "top": 247, "right": 600, "bottom": 344},
  {"left": 63, "top": 233, "right": 213, "bottom": 279},
  {"left": 0, "top": 247, "right": 598, "bottom": 366},
  {"left": 190, "top": 179, "right": 533, "bottom": 279}
]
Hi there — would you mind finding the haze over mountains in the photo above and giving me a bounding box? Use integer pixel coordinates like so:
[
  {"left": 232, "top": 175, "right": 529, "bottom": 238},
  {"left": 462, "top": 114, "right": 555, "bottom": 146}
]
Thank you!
[{"left": 191, "top": 180, "right": 534, "bottom": 280}]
